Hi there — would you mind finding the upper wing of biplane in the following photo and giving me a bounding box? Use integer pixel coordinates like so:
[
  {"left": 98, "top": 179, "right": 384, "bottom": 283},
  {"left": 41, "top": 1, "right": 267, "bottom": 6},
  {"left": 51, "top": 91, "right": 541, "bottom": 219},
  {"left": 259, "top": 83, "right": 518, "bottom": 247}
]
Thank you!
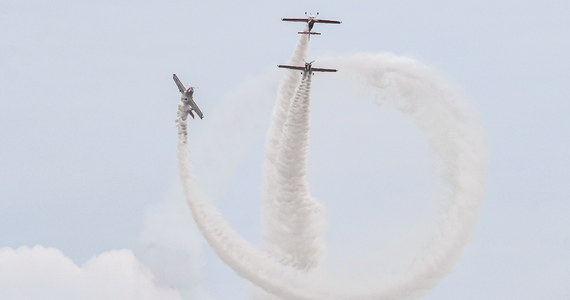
[
  {"left": 312, "top": 67, "right": 338, "bottom": 72},
  {"left": 188, "top": 100, "right": 204, "bottom": 119},
  {"left": 193, "top": 107, "right": 204, "bottom": 119},
  {"left": 281, "top": 18, "right": 310, "bottom": 22},
  {"left": 314, "top": 19, "right": 342, "bottom": 24},
  {"left": 278, "top": 65, "right": 306, "bottom": 71}
]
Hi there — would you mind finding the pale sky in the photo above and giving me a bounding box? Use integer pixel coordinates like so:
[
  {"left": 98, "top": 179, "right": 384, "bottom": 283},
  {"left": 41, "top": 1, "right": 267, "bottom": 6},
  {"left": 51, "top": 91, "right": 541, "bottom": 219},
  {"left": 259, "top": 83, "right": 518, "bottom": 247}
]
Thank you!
[{"left": 1, "top": 0, "right": 569, "bottom": 299}]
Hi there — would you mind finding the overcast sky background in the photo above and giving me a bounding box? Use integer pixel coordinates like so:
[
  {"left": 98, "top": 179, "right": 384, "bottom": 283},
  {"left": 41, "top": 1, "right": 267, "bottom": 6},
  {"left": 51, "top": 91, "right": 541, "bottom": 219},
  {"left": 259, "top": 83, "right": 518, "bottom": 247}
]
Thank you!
[{"left": 1, "top": 0, "right": 569, "bottom": 299}]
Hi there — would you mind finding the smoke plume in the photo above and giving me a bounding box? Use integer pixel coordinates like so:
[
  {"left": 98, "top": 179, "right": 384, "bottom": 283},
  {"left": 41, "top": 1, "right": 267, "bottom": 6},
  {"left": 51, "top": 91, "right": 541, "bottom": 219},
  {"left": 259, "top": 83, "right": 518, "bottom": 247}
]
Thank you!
[{"left": 177, "top": 52, "right": 487, "bottom": 300}]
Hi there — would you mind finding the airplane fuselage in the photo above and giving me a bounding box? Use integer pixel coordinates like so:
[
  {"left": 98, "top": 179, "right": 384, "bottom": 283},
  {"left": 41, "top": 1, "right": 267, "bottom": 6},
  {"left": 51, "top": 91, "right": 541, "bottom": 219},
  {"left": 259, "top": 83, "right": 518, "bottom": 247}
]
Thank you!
[
  {"left": 181, "top": 89, "right": 203, "bottom": 119},
  {"left": 179, "top": 91, "right": 195, "bottom": 120},
  {"left": 300, "top": 64, "right": 312, "bottom": 78},
  {"left": 178, "top": 97, "right": 191, "bottom": 121},
  {"left": 307, "top": 19, "right": 316, "bottom": 31}
]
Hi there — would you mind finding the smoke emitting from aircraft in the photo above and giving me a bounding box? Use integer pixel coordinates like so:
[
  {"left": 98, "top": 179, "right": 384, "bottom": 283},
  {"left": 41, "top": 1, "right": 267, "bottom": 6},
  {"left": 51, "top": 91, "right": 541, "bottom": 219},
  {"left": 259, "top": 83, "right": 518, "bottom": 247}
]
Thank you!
[
  {"left": 176, "top": 32, "right": 487, "bottom": 299},
  {"left": 261, "top": 36, "right": 326, "bottom": 274}
]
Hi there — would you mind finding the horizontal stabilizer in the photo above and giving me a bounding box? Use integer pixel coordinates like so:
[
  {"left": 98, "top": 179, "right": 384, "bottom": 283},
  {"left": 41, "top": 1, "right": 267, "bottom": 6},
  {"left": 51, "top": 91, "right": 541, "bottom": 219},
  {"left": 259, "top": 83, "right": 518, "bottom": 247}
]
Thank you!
[{"left": 298, "top": 31, "right": 321, "bottom": 35}]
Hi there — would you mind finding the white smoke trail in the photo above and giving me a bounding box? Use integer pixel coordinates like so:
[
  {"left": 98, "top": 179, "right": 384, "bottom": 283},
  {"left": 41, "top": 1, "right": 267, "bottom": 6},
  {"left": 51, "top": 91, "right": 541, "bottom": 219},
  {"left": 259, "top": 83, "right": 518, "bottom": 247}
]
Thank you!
[
  {"left": 263, "top": 35, "right": 309, "bottom": 158},
  {"left": 256, "top": 34, "right": 322, "bottom": 300},
  {"left": 178, "top": 52, "right": 487, "bottom": 300},
  {"left": 316, "top": 52, "right": 488, "bottom": 299},
  {"left": 266, "top": 74, "right": 326, "bottom": 270},
  {"left": 261, "top": 34, "right": 308, "bottom": 208},
  {"left": 262, "top": 36, "right": 312, "bottom": 262},
  {"left": 177, "top": 135, "right": 328, "bottom": 300},
  {"left": 257, "top": 35, "right": 324, "bottom": 300}
]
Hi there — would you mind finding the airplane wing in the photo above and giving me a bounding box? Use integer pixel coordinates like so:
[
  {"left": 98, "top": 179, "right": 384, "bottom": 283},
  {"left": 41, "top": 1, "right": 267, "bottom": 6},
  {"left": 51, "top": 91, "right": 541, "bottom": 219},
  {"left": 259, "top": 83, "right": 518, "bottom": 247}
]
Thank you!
[
  {"left": 173, "top": 74, "right": 186, "bottom": 93},
  {"left": 282, "top": 18, "right": 309, "bottom": 22},
  {"left": 187, "top": 98, "right": 204, "bottom": 119},
  {"left": 194, "top": 107, "right": 204, "bottom": 119},
  {"left": 311, "top": 67, "right": 338, "bottom": 72},
  {"left": 278, "top": 65, "right": 306, "bottom": 71},
  {"left": 314, "top": 19, "right": 342, "bottom": 24},
  {"left": 191, "top": 106, "right": 204, "bottom": 119}
]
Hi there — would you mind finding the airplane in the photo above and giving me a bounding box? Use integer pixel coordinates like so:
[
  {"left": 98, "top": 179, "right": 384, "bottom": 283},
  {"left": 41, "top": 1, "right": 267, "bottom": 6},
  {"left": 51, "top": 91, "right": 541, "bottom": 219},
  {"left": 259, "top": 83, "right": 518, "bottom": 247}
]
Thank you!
[
  {"left": 282, "top": 12, "right": 341, "bottom": 35},
  {"left": 278, "top": 61, "right": 337, "bottom": 78},
  {"left": 173, "top": 74, "right": 203, "bottom": 120}
]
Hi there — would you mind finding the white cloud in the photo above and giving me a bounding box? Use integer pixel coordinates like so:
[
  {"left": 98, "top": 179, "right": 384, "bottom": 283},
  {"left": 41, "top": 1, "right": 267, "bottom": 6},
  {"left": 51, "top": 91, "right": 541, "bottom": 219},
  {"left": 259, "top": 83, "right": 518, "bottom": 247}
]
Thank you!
[
  {"left": 135, "top": 196, "right": 202, "bottom": 292},
  {"left": 0, "top": 246, "right": 183, "bottom": 300}
]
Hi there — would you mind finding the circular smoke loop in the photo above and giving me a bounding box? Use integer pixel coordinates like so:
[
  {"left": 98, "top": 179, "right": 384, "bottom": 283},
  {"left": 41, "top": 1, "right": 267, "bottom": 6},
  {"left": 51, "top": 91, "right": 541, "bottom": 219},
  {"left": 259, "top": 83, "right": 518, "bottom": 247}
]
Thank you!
[{"left": 176, "top": 36, "right": 487, "bottom": 299}]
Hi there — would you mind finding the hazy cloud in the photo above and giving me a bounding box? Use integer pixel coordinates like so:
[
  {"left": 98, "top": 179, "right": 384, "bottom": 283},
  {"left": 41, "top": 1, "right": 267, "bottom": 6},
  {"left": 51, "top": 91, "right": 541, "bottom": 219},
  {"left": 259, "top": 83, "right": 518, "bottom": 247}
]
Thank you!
[{"left": 0, "top": 246, "right": 183, "bottom": 300}]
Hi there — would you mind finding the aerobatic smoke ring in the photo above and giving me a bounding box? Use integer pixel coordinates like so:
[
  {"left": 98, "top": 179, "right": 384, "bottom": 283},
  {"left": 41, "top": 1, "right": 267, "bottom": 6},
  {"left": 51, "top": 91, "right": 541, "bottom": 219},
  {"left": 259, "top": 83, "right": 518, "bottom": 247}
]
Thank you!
[{"left": 177, "top": 49, "right": 487, "bottom": 300}]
